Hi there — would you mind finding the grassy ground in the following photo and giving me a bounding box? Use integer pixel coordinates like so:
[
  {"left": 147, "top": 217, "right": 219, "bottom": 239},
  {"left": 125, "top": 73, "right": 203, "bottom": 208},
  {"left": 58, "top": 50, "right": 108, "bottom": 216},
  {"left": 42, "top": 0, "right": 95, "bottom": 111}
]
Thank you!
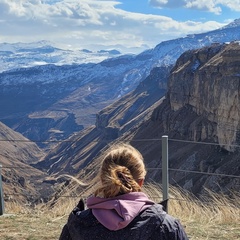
[
  {"left": 1, "top": 186, "right": 239, "bottom": 240},
  {"left": 1, "top": 213, "right": 240, "bottom": 240},
  {"left": 0, "top": 213, "right": 65, "bottom": 240}
]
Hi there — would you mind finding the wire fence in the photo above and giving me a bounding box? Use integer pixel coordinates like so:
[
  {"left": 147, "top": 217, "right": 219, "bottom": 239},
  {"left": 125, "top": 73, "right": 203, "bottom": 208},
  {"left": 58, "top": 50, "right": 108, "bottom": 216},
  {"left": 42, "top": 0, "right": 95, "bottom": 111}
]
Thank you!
[
  {"left": 1, "top": 165, "right": 240, "bottom": 179},
  {"left": 1, "top": 135, "right": 240, "bottom": 215}
]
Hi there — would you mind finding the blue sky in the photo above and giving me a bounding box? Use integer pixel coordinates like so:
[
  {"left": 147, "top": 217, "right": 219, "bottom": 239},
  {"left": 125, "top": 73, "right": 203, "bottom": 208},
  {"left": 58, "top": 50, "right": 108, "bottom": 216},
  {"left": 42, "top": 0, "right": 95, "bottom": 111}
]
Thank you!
[
  {"left": 0, "top": 0, "right": 239, "bottom": 53},
  {"left": 118, "top": 1, "right": 240, "bottom": 22}
]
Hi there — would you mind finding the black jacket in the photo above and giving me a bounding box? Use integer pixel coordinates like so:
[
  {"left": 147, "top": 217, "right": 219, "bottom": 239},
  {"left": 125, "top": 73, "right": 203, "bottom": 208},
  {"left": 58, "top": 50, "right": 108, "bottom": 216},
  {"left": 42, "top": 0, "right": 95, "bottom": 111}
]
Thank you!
[{"left": 59, "top": 203, "right": 189, "bottom": 240}]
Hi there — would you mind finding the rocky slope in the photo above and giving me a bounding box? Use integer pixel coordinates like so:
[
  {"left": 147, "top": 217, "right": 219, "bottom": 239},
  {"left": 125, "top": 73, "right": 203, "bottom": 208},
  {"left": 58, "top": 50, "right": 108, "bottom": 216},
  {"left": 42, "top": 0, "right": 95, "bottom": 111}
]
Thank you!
[
  {"left": 41, "top": 42, "right": 240, "bottom": 196},
  {"left": 36, "top": 65, "right": 171, "bottom": 174},
  {"left": 0, "top": 122, "right": 53, "bottom": 204}
]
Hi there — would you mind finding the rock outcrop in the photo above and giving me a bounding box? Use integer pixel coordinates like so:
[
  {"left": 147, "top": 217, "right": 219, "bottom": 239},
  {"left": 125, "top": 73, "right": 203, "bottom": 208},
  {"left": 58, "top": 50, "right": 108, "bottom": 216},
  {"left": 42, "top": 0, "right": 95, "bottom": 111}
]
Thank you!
[
  {"left": 168, "top": 42, "right": 240, "bottom": 151},
  {"left": 130, "top": 42, "right": 240, "bottom": 194}
]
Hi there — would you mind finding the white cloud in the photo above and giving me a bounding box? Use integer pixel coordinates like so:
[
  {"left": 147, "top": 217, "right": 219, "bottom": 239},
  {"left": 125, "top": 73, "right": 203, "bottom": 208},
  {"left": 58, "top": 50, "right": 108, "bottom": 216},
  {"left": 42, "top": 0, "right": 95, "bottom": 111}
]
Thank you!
[
  {"left": 149, "top": 0, "right": 240, "bottom": 14},
  {"left": 149, "top": 0, "right": 186, "bottom": 8},
  {"left": 185, "top": 0, "right": 222, "bottom": 15},
  {"left": 217, "top": 0, "right": 240, "bottom": 11},
  {"left": 0, "top": 0, "right": 229, "bottom": 52}
]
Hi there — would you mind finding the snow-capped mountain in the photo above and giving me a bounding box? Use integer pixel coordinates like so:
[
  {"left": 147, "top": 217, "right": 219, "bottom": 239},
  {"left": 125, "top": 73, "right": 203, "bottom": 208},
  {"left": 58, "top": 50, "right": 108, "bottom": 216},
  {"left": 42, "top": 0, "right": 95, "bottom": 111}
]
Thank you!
[
  {"left": 0, "top": 19, "right": 240, "bottom": 144},
  {"left": 0, "top": 40, "right": 122, "bottom": 73}
]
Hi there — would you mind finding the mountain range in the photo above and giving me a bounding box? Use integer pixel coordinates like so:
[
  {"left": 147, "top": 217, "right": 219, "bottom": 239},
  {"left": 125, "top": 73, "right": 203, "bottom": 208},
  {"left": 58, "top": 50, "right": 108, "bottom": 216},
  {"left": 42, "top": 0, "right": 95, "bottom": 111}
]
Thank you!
[
  {"left": 1, "top": 19, "right": 240, "bottom": 203},
  {"left": 0, "top": 40, "right": 122, "bottom": 73},
  {"left": 1, "top": 19, "right": 240, "bottom": 146}
]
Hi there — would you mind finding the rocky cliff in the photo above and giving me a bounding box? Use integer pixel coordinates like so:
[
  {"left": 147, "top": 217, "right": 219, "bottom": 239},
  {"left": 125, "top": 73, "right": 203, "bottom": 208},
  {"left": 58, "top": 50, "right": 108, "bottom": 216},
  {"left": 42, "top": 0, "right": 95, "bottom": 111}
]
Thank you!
[
  {"left": 130, "top": 42, "right": 240, "bottom": 194},
  {"left": 168, "top": 42, "right": 240, "bottom": 151}
]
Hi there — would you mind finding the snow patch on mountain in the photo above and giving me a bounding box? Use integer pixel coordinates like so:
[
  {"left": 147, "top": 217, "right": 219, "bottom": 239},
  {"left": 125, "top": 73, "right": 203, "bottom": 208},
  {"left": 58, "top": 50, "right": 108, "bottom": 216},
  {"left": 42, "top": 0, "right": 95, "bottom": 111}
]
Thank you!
[
  {"left": 0, "top": 41, "right": 123, "bottom": 73},
  {"left": 1, "top": 19, "right": 240, "bottom": 94}
]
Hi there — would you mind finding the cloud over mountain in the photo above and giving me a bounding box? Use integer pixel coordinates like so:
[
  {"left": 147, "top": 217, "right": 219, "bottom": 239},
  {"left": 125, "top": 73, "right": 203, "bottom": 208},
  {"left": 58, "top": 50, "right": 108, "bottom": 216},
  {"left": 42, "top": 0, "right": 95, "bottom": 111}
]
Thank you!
[{"left": 0, "top": 0, "right": 227, "bottom": 53}]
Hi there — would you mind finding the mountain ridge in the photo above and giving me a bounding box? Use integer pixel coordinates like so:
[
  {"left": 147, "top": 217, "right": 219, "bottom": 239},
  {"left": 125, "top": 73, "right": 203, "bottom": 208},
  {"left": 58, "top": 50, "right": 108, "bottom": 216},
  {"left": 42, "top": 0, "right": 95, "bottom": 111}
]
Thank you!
[
  {"left": 1, "top": 19, "right": 240, "bottom": 144},
  {"left": 0, "top": 40, "right": 123, "bottom": 73}
]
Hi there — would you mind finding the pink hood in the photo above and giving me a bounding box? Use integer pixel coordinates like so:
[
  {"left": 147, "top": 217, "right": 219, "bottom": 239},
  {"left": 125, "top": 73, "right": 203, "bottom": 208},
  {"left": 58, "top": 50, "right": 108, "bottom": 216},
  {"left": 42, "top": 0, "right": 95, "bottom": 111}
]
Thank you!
[{"left": 86, "top": 192, "right": 154, "bottom": 231}]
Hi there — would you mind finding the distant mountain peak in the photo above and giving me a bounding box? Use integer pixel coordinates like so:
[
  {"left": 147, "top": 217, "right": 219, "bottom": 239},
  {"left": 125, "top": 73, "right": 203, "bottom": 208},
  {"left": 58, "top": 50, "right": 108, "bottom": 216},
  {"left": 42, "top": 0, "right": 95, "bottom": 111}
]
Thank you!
[
  {"left": 97, "top": 49, "right": 121, "bottom": 55},
  {"left": 223, "top": 18, "right": 240, "bottom": 29},
  {"left": 81, "top": 49, "right": 93, "bottom": 53}
]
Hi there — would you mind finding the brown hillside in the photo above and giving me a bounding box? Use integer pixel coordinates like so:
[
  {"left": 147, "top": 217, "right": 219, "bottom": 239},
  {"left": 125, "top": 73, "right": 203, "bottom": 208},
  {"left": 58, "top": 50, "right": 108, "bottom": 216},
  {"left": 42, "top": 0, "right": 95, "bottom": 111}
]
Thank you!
[
  {"left": 0, "top": 122, "right": 52, "bottom": 204},
  {"left": 37, "top": 66, "right": 171, "bottom": 175}
]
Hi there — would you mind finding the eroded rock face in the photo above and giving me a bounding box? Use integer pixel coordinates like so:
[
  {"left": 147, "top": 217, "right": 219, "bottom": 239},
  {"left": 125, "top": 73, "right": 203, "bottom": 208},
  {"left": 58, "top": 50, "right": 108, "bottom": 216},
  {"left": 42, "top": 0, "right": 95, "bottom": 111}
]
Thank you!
[
  {"left": 138, "top": 42, "right": 240, "bottom": 194},
  {"left": 168, "top": 42, "right": 240, "bottom": 151}
]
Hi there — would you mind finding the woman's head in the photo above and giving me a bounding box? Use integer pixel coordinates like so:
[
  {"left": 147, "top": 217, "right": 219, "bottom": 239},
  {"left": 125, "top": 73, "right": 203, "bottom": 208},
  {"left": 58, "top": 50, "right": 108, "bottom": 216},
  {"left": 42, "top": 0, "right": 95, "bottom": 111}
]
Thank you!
[{"left": 95, "top": 143, "right": 146, "bottom": 198}]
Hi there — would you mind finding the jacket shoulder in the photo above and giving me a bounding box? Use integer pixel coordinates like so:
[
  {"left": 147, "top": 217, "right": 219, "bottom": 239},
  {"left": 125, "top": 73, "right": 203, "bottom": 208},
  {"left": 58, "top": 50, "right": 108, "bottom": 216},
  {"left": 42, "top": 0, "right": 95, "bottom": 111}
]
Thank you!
[
  {"left": 137, "top": 204, "right": 189, "bottom": 240},
  {"left": 153, "top": 204, "right": 188, "bottom": 239}
]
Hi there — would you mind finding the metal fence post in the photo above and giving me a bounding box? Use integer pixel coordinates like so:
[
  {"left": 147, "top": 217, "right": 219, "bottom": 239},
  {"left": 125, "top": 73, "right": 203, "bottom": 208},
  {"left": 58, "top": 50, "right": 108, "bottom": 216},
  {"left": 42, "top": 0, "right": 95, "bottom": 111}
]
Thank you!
[
  {"left": 162, "top": 135, "right": 169, "bottom": 213},
  {"left": 0, "top": 164, "right": 4, "bottom": 215}
]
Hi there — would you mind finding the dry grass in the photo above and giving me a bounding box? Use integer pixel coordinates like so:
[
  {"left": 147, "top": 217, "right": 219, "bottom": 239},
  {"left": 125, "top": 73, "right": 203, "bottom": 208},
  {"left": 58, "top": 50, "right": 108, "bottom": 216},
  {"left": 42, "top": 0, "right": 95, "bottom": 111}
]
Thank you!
[
  {"left": 167, "top": 187, "right": 240, "bottom": 239},
  {"left": 1, "top": 184, "right": 239, "bottom": 240}
]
